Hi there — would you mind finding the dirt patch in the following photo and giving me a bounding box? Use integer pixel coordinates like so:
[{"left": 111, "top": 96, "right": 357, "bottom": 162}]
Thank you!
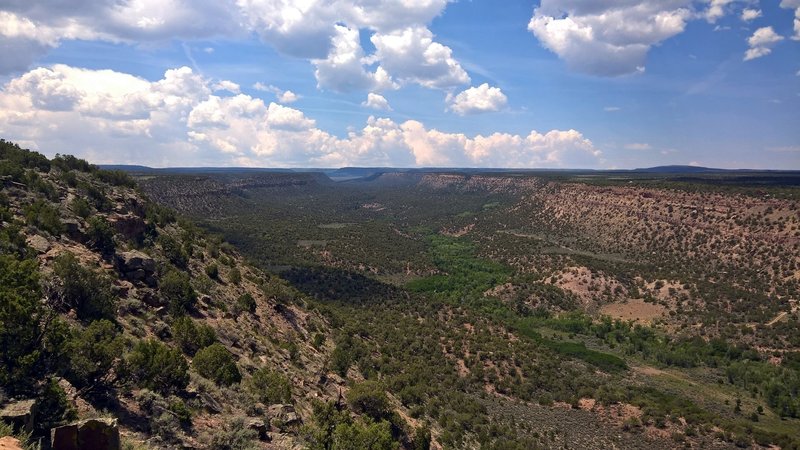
[{"left": 600, "top": 299, "right": 667, "bottom": 324}]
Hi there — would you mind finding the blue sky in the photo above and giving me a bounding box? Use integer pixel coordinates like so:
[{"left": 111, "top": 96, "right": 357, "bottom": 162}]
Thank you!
[{"left": 0, "top": 0, "right": 798, "bottom": 169}]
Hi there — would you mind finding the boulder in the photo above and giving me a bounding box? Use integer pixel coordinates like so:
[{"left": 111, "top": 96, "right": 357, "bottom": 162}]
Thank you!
[
  {"left": 26, "top": 235, "right": 50, "bottom": 254},
  {"left": 0, "top": 399, "right": 36, "bottom": 434},
  {"left": 246, "top": 418, "right": 270, "bottom": 441},
  {"left": 116, "top": 251, "right": 156, "bottom": 285},
  {"left": 62, "top": 219, "right": 84, "bottom": 241},
  {"left": 108, "top": 214, "right": 147, "bottom": 242},
  {"left": 267, "top": 404, "right": 301, "bottom": 428},
  {"left": 51, "top": 418, "right": 120, "bottom": 450},
  {"left": 0, "top": 437, "right": 23, "bottom": 450},
  {"left": 50, "top": 424, "right": 79, "bottom": 450}
]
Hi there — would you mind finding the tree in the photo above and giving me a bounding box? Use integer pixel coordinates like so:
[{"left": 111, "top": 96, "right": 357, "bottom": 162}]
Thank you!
[
  {"left": 53, "top": 253, "right": 116, "bottom": 322},
  {"left": 86, "top": 216, "right": 116, "bottom": 256},
  {"left": 172, "top": 317, "right": 216, "bottom": 356},
  {"left": 193, "top": 343, "right": 241, "bottom": 386},
  {"left": 0, "top": 255, "right": 52, "bottom": 394},
  {"left": 346, "top": 381, "right": 392, "bottom": 421},
  {"left": 127, "top": 339, "right": 189, "bottom": 395},
  {"left": 245, "top": 368, "right": 291, "bottom": 404},
  {"left": 65, "top": 319, "right": 125, "bottom": 394},
  {"left": 160, "top": 270, "right": 197, "bottom": 316}
]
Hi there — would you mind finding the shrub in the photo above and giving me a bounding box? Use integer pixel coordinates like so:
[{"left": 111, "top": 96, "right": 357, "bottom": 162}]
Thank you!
[
  {"left": 86, "top": 216, "right": 116, "bottom": 255},
  {"left": 193, "top": 343, "right": 241, "bottom": 386},
  {"left": 205, "top": 263, "right": 219, "bottom": 280},
  {"left": 127, "top": 339, "right": 189, "bottom": 394},
  {"left": 346, "top": 381, "right": 392, "bottom": 421},
  {"left": 245, "top": 368, "right": 291, "bottom": 404},
  {"left": 53, "top": 253, "right": 116, "bottom": 322},
  {"left": 234, "top": 293, "right": 256, "bottom": 316},
  {"left": 24, "top": 199, "right": 63, "bottom": 235},
  {"left": 70, "top": 197, "right": 91, "bottom": 218},
  {"left": 36, "top": 379, "right": 77, "bottom": 434},
  {"left": 160, "top": 270, "right": 197, "bottom": 316},
  {"left": 65, "top": 319, "right": 125, "bottom": 392},
  {"left": 228, "top": 267, "right": 241, "bottom": 284},
  {"left": 172, "top": 317, "right": 216, "bottom": 356},
  {"left": 208, "top": 417, "right": 259, "bottom": 450},
  {"left": 159, "top": 235, "right": 188, "bottom": 269}
]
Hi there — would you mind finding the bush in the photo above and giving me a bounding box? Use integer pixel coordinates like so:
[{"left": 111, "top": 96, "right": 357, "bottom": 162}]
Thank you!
[
  {"left": 127, "top": 339, "right": 189, "bottom": 394},
  {"left": 228, "top": 267, "right": 241, "bottom": 284},
  {"left": 205, "top": 263, "right": 219, "bottom": 280},
  {"left": 24, "top": 199, "right": 63, "bottom": 235},
  {"left": 36, "top": 379, "right": 77, "bottom": 434},
  {"left": 208, "top": 417, "right": 259, "bottom": 450},
  {"left": 65, "top": 319, "right": 125, "bottom": 392},
  {"left": 193, "top": 343, "right": 241, "bottom": 386},
  {"left": 160, "top": 270, "right": 197, "bottom": 316},
  {"left": 70, "top": 197, "right": 91, "bottom": 218},
  {"left": 234, "top": 293, "right": 256, "bottom": 316},
  {"left": 172, "top": 317, "right": 216, "bottom": 356},
  {"left": 86, "top": 216, "right": 116, "bottom": 255},
  {"left": 346, "top": 381, "right": 392, "bottom": 421},
  {"left": 53, "top": 253, "right": 116, "bottom": 322},
  {"left": 0, "top": 255, "right": 45, "bottom": 394},
  {"left": 159, "top": 235, "right": 188, "bottom": 269},
  {"left": 245, "top": 368, "right": 291, "bottom": 404}
]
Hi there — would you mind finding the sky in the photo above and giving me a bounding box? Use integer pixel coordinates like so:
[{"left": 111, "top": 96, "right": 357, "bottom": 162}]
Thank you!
[{"left": 0, "top": 0, "right": 798, "bottom": 169}]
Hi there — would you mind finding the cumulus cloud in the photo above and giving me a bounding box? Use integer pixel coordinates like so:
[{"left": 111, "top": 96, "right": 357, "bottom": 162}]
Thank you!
[
  {"left": 0, "top": 64, "right": 601, "bottom": 168},
  {"left": 528, "top": 0, "right": 693, "bottom": 76},
  {"left": 0, "top": 0, "right": 465, "bottom": 95},
  {"left": 253, "top": 83, "right": 299, "bottom": 103},
  {"left": 213, "top": 80, "right": 241, "bottom": 94},
  {"left": 705, "top": 0, "right": 735, "bottom": 23},
  {"left": 447, "top": 84, "right": 507, "bottom": 115},
  {"left": 741, "top": 8, "right": 762, "bottom": 22},
  {"left": 780, "top": 0, "right": 800, "bottom": 40},
  {"left": 744, "top": 26, "right": 784, "bottom": 61},
  {"left": 362, "top": 93, "right": 392, "bottom": 110},
  {"left": 370, "top": 26, "right": 470, "bottom": 89}
]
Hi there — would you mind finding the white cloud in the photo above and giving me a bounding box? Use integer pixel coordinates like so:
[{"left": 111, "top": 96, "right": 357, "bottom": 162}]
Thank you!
[
  {"left": 447, "top": 84, "right": 507, "bottom": 115},
  {"left": 370, "top": 26, "right": 470, "bottom": 88},
  {"left": 604, "top": 106, "right": 621, "bottom": 112},
  {"left": 624, "top": 142, "right": 652, "bottom": 150},
  {"left": 0, "top": 64, "right": 602, "bottom": 168},
  {"left": 253, "top": 82, "right": 300, "bottom": 103},
  {"left": 705, "top": 0, "right": 735, "bottom": 23},
  {"left": 0, "top": 0, "right": 463, "bottom": 95},
  {"left": 213, "top": 80, "right": 241, "bottom": 94},
  {"left": 741, "top": 8, "right": 762, "bottom": 22},
  {"left": 780, "top": 0, "right": 800, "bottom": 40},
  {"left": 362, "top": 93, "right": 392, "bottom": 110},
  {"left": 528, "top": 1, "right": 693, "bottom": 76},
  {"left": 744, "top": 26, "right": 784, "bottom": 61}
]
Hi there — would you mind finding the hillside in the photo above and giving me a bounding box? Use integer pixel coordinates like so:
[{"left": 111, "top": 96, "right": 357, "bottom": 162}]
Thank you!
[
  {"left": 134, "top": 168, "right": 800, "bottom": 449},
  {"left": 0, "top": 140, "right": 429, "bottom": 449}
]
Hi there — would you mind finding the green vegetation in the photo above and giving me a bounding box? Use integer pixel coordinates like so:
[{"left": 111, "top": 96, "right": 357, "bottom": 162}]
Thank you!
[
  {"left": 127, "top": 339, "right": 189, "bottom": 395},
  {"left": 245, "top": 368, "right": 292, "bottom": 404},
  {"left": 160, "top": 270, "right": 197, "bottom": 316},
  {"left": 171, "top": 317, "right": 217, "bottom": 356},
  {"left": 193, "top": 343, "right": 241, "bottom": 386},
  {"left": 53, "top": 252, "right": 116, "bottom": 322}
]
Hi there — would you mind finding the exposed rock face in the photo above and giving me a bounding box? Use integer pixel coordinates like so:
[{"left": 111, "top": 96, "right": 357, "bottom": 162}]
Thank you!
[
  {"left": 0, "top": 436, "right": 23, "bottom": 450},
  {"left": 0, "top": 399, "right": 36, "bottom": 433},
  {"left": 109, "top": 214, "right": 147, "bottom": 242},
  {"left": 267, "top": 404, "right": 301, "bottom": 428},
  {"left": 246, "top": 418, "right": 270, "bottom": 441},
  {"left": 26, "top": 235, "right": 50, "bottom": 253},
  {"left": 115, "top": 250, "right": 156, "bottom": 286},
  {"left": 51, "top": 418, "right": 120, "bottom": 450},
  {"left": 62, "top": 219, "right": 84, "bottom": 241}
]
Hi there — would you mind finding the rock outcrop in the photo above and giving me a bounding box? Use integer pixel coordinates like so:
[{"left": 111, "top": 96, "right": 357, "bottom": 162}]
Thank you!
[
  {"left": 51, "top": 418, "right": 120, "bottom": 450},
  {"left": 0, "top": 399, "right": 36, "bottom": 433}
]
